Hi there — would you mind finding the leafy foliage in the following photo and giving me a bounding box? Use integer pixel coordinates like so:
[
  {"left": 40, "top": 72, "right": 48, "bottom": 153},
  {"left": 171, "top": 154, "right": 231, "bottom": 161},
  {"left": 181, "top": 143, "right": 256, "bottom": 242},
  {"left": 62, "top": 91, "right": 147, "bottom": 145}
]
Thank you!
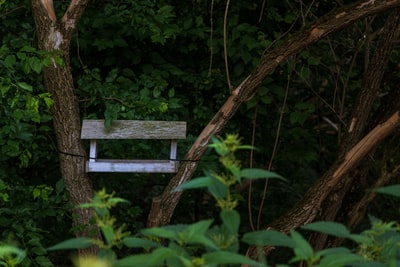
[
  {"left": 1, "top": 0, "right": 400, "bottom": 266},
  {"left": 43, "top": 135, "right": 400, "bottom": 266}
]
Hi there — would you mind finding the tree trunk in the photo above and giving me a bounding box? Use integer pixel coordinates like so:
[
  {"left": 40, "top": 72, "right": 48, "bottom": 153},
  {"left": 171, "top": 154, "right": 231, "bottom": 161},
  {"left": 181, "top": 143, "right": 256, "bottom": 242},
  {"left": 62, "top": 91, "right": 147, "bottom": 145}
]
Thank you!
[
  {"left": 322, "top": 74, "right": 400, "bottom": 248},
  {"left": 307, "top": 8, "right": 400, "bottom": 251},
  {"left": 31, "top": 0, "right": 99, "bottom": 255},
  {"left": 147, "top": 0, "right": 400, "bottom": 228}
]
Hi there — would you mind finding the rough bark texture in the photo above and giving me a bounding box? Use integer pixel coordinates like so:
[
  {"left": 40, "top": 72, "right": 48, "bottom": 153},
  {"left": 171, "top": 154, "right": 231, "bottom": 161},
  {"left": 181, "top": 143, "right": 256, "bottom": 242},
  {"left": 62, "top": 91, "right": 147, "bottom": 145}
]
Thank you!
[
  {"left": 324, "top": 81, "right": 400, "bottom": 248},
  {"left": 147, "top": 0, "right": 400, "bottom": 228},
  {"left": 307, "top": 8, "right": 400, "bottom": 251},
  {"left": 31, "top": 0, "right": 99, "bottom": 255}
]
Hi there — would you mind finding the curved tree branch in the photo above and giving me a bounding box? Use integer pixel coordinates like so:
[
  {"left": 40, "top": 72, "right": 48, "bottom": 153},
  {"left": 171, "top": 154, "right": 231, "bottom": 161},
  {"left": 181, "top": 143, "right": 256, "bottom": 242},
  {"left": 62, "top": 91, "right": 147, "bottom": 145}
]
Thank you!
[{"left": 147, "top": 0, "right": 400, "bottom": 228}]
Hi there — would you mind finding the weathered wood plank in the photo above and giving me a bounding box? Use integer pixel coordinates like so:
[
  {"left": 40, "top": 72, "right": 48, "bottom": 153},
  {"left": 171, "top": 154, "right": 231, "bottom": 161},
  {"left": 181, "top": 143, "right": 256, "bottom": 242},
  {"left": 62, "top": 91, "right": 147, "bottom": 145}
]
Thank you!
[
  {"left": 81, "top": 120, "right": 186, "bottom": 139},
  {"left": 86, "top": 159, "right": 179, "bottom": 173}
]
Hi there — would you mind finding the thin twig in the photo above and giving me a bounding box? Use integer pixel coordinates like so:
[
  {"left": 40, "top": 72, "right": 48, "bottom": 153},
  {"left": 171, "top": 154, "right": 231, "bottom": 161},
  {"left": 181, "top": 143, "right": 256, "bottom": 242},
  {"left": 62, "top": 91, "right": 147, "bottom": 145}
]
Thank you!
[
  {"left": 248, "top": 95, "right": 260, "bottom": 231},
  {"left": 208, "top": 0, "right": 215, "bottom": 77},
  {"left": 0, "top": 5, "right": 25, "bottom": 18},
  {"left": 223, "top": 0, "right": 232, "bottom": 92},
  {"left": 258, "top": 0, "right": 266, "bottom": 23},
  {"left": 256, "top": 59, "right": 294, "bottom": 229}
]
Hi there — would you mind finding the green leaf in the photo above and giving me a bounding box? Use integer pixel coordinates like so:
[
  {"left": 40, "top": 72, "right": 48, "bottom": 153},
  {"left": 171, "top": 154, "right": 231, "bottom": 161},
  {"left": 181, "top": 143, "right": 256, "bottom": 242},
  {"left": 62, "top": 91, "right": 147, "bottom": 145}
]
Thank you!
[
  {"left": 47, "top": 237, "right": 92, "bottom": 251},
  {"left": 184, "top": 220, "right": 213, "bottom": 238},
  {"left": 347, "top": 233, "right": 372, "bottom": 244},
  {"left": 350, "top": 262, "right": 386, "bottom": 267},
  {"left": 317, "top": 253, "right": 364, "bottom": 267},
  {"left": 122, "top": 237, "right": 161, "bottom": 248},
  {"left": 242, "top": 230, "right": 294, "bottom": 248},
  {"left": 221, "top": 209, "right": 240, "bottom": 235},
  {"left": 302, "top": 221, "right": 351, "bottom": 238},
  {"left": 308, "top": 56, "right": 321, "bottom": 66},
  {"left": 203, "top": 251, "right": 264, "bottom": 266},
  {"left": 315, "top": 247, "right": 351, "bottom": 258},
  {"left": 108, "top": 197, "right": 130, "bottom": 205},
  {"left": 186, "top": 234, "right": 219, "bottom": 250},
  {"left": 208, "top": 176, "right": 228, "bottom": 199},
  {"left": 101, "top": 225, "right": 115, "bottom": 245},
  {"left": 373, "top": 185, "right": 400, "bottom": 197},
  {"left": 0, "top": 245, "right": 26, "bottom": 262},
  {"left": 240, "top": 168, "right": 285, "bottom": 181},
  {"left": 209, "top": 136, "right": 229, "bottom": 156},
  {"left": 180, "top": 220, "right": 219, "bottom": 249},
  {"left": 227, "top": 164, "right": 241, "bottom": 181},
  {"left": 116, "top": 247, "right": 177, "bottom": 267},
  {"left": 4, "top": 54, "right": 16, "bottom": 67},
  {"left": 173, "top": 177, "right": 213, "bottom": 192},
  {"left": 291, "top": 230, "right": 314, "bottom": 261},
  {"left": 141, "top": 226, "right": 178, "bottom": 240},
  {"left": 35, "top": 256, "right": 54, "bottom": 267},
  {"left": 29, "top": 57, "right": 42, "bottom": 73},
  {"left": 17, "top": 82, "right": 33, "bottom": 92}
]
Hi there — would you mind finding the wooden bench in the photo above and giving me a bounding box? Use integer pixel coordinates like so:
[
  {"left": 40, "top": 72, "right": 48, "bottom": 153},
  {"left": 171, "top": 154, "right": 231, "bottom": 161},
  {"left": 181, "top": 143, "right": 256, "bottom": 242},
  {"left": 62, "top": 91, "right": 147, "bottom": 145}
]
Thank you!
[{"left": 81, "top": 120, "right": 186, "bottom": 173}]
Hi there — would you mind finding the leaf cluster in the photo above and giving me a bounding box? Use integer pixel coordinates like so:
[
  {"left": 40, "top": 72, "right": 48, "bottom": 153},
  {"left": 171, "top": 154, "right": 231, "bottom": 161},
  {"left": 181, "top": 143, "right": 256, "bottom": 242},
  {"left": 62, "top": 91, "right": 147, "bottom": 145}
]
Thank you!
[{"left": 42, "top": 135, "right": 400, "bottom": 267}]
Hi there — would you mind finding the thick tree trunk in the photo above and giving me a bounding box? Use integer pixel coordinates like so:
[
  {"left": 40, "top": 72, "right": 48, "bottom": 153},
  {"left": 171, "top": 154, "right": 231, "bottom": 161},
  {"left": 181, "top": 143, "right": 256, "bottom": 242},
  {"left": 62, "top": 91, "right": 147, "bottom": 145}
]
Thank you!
[
  {"left": 31, "top": 0, "right": 99, "bottom": 255},
  {"left": 147, "top": 0, "right": 400, "bottom": 228}
]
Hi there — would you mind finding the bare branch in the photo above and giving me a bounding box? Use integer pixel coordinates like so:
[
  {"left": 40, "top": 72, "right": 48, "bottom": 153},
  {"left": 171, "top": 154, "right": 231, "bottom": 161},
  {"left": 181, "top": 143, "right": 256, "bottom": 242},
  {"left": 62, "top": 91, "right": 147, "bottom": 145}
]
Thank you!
[
  {"left": 61, "top": 0, "right": 89, "bottom": 34},
  {"left": 40, "top": 0, "right": 56, "bottom": 22}
]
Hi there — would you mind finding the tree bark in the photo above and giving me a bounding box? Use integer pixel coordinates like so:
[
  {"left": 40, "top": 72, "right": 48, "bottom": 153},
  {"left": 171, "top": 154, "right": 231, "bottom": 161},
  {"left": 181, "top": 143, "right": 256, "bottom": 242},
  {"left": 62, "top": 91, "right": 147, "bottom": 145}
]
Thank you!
[
  {"left": 307, "top": 7, "right": 400, "bottom": 251},
  {"left": 31, "top": 0, "right": 99, "bottom": 255},
  {"left": 147, "top": 0, "right": 400, "bottom": 228},
  {"left": 322, "top": 78, "right": 400, "bottom": 248}
]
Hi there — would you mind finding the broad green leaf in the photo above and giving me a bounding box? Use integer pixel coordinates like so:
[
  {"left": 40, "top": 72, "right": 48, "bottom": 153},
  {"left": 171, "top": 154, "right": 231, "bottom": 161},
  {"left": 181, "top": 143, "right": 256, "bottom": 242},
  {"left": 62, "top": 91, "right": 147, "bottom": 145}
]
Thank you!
[
  {"left": 315, "top": 247, "right": 351, "bottom": 258},
  {"left": 108, "top": 197, "right": 130, "bottom": 205},
  {"left": 4, "top": 55, "right": 16, "bottom": 67},
  {"left": 141, "top": 226, "right": 179, "bottom": 240},
  {"left": 227, "top": 163, "right": 241, "bottom": 181},
  {"left": 373, "top": 185, "right": 400, "bottom": 197},
  {"left": 221, "top": 209, "right": 240, "bottom": 234},
  {"left": 302, "top": 221, "right": 351, "bottom": 238},
  {"left": 347, "top": 233, "right": 372, "bottom": 244},
  {"left": 17, "top": 82, "right": 33, "bottom": 92},
  {"left": 186, "top": 234, "right": 219, "bottom": 250},
  {"left": 29, "top": 57, "right": 42, "bottom": 73},
  {"left": 350, "top": 261, "right": 386, "bottom": 267},
  {"left": 316, "top": 253, "right": 364, "bottom": 267},
  {"left": 35, "top": 256, "right": 53, "bottom": 267},
  {"left": 173, "top": 177, "right": 212, "bottom": 192},
  {"left": 47, "top": 237, "right": 92, "bottom": 251},
  {"left": 181, "top": 220, "right": 219, "bottom": 249},
  {"left": 184, "top": 220, "right": 213, "bottom": 238},
  {"left": 203, "top": 251, "right": 265, "bottom": 266},
  {"left": 16, "top": 52, "right": 26, "bottom": 60},
  {"left": 101, "top": 225, "right": 114, "bottom": 245},
  {"left": 116, "top": 247, "right": 177, "bottom": 267},
  {"left": 20, "top": 45, "right": 36, "bottom": 52},
  {"left": 290, "top": 230, "right": 314, "bottom": 261},
  {"left": 240, "top": 168, "right": 285, "bottom": 181},
  {"left": 208, "top": 176, "right": 228, "bottom": 199},
  {"left": 122, "top": 237, "right": 161, "bottom": 248},
  {"left": 242, "top": 230, "right": 294, "bottom": 248},
  {"left": 0, "top": 83, "right": 10, "bottom": 96}
]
